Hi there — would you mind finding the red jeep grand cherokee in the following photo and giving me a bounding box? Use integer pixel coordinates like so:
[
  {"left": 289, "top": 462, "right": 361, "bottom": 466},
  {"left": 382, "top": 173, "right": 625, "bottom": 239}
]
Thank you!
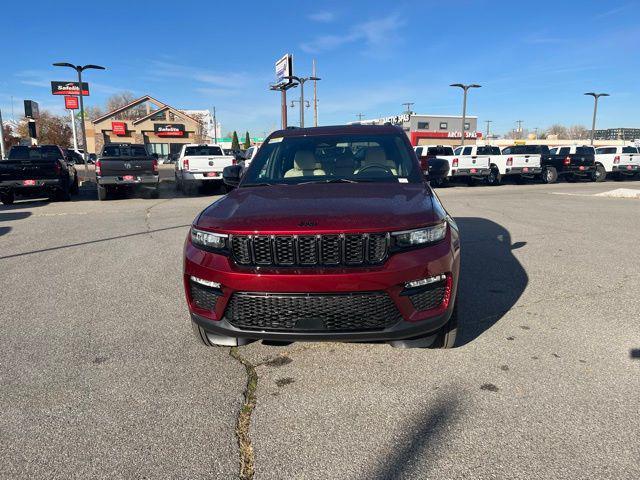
[{"left": 183, "top": 125, "right": 460, "bottom": 348}]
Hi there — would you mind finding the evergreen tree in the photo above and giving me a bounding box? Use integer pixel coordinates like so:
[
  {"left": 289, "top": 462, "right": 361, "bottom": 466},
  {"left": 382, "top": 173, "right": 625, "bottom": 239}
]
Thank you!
[
  {"left": 231, "top": 131, "right": 240, "bottom": 150},
  {"left": 243, "top": 131, "right": 251, "bottom": 150}
]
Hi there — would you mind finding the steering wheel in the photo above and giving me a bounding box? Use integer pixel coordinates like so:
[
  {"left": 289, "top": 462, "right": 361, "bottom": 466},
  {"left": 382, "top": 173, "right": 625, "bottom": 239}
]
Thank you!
[{"left": 357, "top": 164, "right": 394, "bottom": 176}]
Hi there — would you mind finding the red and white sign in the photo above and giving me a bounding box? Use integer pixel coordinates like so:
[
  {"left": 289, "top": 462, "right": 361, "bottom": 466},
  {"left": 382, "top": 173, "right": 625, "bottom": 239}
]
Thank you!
[
  {"left": 64, "top": 96, "right": 79, "bottom": 109},
  {"left": 411, "top": 131, "right": 481, "bottom": 145},
  {"left": 112, "top": 122, "right": 127, "bottom": 136}
]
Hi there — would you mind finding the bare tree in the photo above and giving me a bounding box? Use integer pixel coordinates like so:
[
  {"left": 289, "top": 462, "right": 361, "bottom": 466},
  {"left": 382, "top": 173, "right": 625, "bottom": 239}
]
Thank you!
[
  {"left": 504, "top": 128, "right": 529, "bottom": 140},
  {"left": 546, "top": 124, "right": 568, "bottom": 138},
  {"left": 106, "top": 92, "right": 136, "bottom": 112},
  {"left": 189, "top": 112, "right": 208, "bottom": 143},
  {"left": 84, "top": 105, "right": 104, "bottom": 120},
  {"left": 2, "top": 124, "right": 20, "bottom": 151},
  {"left": 16, "top": 111, "right": 73, "bottom": 147},
  {"left": 567, "top": 124, "right": 589, "bottom": 140}
]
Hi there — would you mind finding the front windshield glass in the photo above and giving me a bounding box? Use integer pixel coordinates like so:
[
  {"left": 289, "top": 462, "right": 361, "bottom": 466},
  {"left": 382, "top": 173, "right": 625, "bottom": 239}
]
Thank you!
[{"left": 242, "top": 133, "right": 422, "bottom": 186}]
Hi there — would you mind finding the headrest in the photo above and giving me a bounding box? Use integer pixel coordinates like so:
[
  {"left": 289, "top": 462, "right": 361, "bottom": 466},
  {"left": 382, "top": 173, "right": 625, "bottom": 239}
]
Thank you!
[{"left": 294, "top": 150, "right": 316, "bottom": 170}]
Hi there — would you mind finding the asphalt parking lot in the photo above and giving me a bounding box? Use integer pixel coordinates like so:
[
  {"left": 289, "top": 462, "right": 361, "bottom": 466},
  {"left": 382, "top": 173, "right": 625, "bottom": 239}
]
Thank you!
[{"left": 1, "top": 179, "right": 639, "bottom": 479}]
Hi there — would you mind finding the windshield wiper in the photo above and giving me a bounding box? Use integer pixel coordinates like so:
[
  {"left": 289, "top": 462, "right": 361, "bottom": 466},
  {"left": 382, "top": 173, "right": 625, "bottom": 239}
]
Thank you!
[
  {"left": 297, "top": 178, "right": 362, "bottom": 185},
  {"left": 241, "top": 182, "right": 273, "bottom": 188}
]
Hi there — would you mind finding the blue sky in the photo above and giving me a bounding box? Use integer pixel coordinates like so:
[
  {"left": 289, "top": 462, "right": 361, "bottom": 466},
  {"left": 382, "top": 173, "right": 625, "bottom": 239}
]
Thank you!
[{"left": 1, "top": 0, "right": 639, "bottom": 136}]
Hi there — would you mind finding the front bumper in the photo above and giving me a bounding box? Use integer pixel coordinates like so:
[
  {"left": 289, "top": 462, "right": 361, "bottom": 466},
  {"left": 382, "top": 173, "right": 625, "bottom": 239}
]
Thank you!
[
  {"left": 450, "top": 168, "right": 490, "bottom": 178},
  {"left": 183, "top": 228, "right": 460, "bottom": 342},
  {"left": 97, "top": 174, "right": 159, "bottom": 186}
]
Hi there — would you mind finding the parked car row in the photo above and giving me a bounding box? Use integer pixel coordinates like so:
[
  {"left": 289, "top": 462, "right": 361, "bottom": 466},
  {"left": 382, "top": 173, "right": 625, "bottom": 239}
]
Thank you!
[{"left": 414, "top": 143, "right": 640, "bottom": 186}]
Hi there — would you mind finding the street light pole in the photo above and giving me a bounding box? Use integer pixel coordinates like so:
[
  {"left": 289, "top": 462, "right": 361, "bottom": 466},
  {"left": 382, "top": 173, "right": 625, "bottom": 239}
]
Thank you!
[
  {"left": 585, "top": 92, "right": 609, "bottom": 145},
  {"left": 283, "top": 75, "right": 321, "bottom": 128},
  {"left": 0, "top": 108, "right": 6, "bottom": 159},
  {"left": 485, "top": 120, "right": 492, "bottom": 140},
  {"left": 450, "top": 83, "right": 481, "bottom": 146},
  {"left": 53, "top": 62, "right": 106, "bottom": 181}
]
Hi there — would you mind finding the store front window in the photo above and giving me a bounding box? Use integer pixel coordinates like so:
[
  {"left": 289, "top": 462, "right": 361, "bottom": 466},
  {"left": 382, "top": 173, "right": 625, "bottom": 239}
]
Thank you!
[{"left": 148, "top": 143, "right": 169, "bottom": 159}]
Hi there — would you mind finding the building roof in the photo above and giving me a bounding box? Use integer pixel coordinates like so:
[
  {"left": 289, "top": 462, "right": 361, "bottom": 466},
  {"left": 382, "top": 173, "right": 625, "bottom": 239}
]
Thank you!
[{"left": 92, "top": 95, "right": 199, "bottom": 124}]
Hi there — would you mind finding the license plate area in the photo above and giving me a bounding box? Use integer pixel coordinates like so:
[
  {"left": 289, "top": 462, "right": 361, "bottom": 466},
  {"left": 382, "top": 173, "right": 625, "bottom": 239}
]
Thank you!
[
  {"left": 205, "top": 172, "right": 219, "bottom": 178},
  {"left": 522, "top": 167, "right": 529, "bottom": 173},
  {"left": 23, "top": 179, "right": 36, "bottom": 186},
  {"left": 122, "top": 175, "right": 136, "bottom": 181}
]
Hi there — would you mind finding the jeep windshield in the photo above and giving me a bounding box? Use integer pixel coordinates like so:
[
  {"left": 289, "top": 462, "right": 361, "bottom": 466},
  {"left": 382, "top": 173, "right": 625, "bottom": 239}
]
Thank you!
[{"left": 241, "top": 133, "right": 423, "bottom": 186}]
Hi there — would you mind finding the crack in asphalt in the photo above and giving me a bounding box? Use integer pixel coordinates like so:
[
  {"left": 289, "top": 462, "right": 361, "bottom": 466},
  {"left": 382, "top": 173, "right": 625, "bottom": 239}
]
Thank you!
[
  {"left": 229, "top": 347, "right": 258, "bottom": 480},
  {"left": 143, "top": 199, "right": 172, "bottom": 237}
]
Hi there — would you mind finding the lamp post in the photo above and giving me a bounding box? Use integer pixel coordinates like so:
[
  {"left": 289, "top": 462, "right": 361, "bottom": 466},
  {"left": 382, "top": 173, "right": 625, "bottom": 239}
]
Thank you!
[
  {"left": 584, "top": 92, "right": 609, "bottom": 145},
  {"left": 53, "top": 62, "right": 105, "bottom": 181},
  {"left": 450, "top": 83, "right": 481, "bottom": 146},
  {"left": 283, "top": 75, "right": 321, "bottom": 128}
]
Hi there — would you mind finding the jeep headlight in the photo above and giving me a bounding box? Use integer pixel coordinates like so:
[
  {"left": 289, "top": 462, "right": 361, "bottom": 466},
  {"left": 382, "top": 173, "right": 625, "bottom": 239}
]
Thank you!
[
  {"left": 392, "top": 222, "right": 447, "bottom": 248},
  {"left": 191, "top": 227, "right": 228, "bottom": 252}
]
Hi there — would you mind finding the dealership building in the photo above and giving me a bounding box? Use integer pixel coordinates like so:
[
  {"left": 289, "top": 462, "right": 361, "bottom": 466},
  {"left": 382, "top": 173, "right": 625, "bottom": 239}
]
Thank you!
[
  {"left": 350, "top": 113, "right": 480, "bottom": 146},
  {"left": 86, "top": 95, "right": 213, "bottom": 158}
]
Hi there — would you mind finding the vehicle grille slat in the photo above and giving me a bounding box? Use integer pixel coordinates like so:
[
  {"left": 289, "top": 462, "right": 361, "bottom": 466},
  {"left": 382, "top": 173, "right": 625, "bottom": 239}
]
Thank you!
[
  {"left": 226, "top": 292, "right": 401, "bottom": 331},
  {"left": 230, "top": 233, "right": 388, "bottom": 267}
]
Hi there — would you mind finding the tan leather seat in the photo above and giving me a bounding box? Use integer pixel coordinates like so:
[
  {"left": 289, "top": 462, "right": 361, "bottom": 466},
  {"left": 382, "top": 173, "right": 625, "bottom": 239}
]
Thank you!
[
  {"left": 284, "top": 150, "right": 326, "bottom": 178},
  {"left": 356, "top": 147, "right": 397, "bottom": 175}
]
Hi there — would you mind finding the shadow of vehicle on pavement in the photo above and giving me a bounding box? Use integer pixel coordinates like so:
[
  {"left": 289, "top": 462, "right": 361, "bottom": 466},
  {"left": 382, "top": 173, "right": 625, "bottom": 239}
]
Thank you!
[
  {"left": 454, "top": 217, "right": 528, "bottom": 347},
  {"left": 0, "top": 211, "right": 32, "bottom": 238}
]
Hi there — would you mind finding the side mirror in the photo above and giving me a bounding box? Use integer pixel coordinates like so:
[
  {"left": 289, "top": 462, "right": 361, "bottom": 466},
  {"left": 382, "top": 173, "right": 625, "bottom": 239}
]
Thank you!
[{"left": 223, "top": 165, "right": 243, "bottom": 187}]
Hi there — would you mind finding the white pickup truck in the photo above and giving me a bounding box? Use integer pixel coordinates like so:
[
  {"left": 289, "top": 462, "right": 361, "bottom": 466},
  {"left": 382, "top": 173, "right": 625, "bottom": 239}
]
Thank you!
[
  {"left": 449, "top": 145, "right": 492, "bottom": 185},
  {"left": 175, "top": 144, "right": 235, "bottom": 194},
  {"left": 491, "top": 144, "right": 544, "bottom": 185},
  {"left": 595, "top": 145, "right": 640, "bottom": 180}
]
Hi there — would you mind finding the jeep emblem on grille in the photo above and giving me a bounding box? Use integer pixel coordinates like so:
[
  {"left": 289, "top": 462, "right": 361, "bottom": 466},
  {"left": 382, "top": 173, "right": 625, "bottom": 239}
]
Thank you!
[{"left": 298, "top": 220, "right": 318, "bottom": 227}]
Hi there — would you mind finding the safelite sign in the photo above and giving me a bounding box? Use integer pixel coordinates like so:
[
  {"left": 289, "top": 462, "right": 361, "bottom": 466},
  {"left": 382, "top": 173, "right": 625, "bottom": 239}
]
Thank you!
[
  {"left": 51, "top": 81, "right": 90, "bottom": 96},
  {"left": 112, "top": 122, "right": 127, "bottom": 136},
  {"left": 64, "top": 96, "right": 79, "bottom": 109},
  {"left": 154, "top": 123, "right": 185, "bottom": 137}
]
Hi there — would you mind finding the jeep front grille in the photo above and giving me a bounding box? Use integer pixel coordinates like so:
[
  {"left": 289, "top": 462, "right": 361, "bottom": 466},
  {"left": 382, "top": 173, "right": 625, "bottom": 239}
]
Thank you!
[{"left": 230, "top": 233, "right": 389, "bottom": 267}]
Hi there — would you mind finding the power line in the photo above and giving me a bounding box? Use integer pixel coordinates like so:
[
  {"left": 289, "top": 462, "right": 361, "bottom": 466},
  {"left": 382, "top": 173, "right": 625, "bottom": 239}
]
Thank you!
[{"left": 401, "top": 102, "right": 414, "bottom": 115}]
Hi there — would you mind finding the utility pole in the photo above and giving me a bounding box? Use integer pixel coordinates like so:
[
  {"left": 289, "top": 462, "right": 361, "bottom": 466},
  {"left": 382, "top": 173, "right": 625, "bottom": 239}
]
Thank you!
[
  {"left": 0, "top": 108, "right": 6, "bottom": 159},
  {"left": 485, "top": 120, "right": 492, "bottom": 140},
  {"left": 212, "top": 106, "right": 218, "bottom": 143},
  {"left": 450, "top": 83, "right": 481, "bottom": 146},
  {"left": 402, "top": 102, "right": 414, "bottom": 115},
  {"left": 585, "top": 92, "right": 610, "bottom": 145},
  {"left": 70, "top": 109, "right": 79, "bottom": 151},
  {"left": 534, "top": 127, "right": 539, "bottom": 140},
  {"left": 516, "top": 120, "right": 524, "bottom": 139},
  {"left": 312, "top": 59, "right": 319, "bottom": 127},
  {"left": 356, "top": 113, "right": 365, "bottom": 121},
  {"left": 283, "top": 75, "right": 321, "bottom": 128}
]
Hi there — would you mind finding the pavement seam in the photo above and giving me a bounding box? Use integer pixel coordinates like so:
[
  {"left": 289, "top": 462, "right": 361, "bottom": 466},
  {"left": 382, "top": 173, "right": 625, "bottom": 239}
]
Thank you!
[{"left": 229, "top": 347, "right": 258, "bottom": 480}]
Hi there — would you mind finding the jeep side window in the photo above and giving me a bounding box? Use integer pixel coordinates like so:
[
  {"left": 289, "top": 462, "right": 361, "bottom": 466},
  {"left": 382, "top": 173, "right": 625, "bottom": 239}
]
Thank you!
[
  {"left": 462, "top": 147, "right": 472, "bottom": 155},
  {"left": 559, "top": 147, "right": 570, "bottom": 156}
]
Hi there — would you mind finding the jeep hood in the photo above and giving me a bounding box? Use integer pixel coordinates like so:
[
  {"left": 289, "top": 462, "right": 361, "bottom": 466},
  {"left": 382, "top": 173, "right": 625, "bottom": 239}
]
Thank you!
[{"left": 195, "top": 183, "right": 438, "bottom": 233}]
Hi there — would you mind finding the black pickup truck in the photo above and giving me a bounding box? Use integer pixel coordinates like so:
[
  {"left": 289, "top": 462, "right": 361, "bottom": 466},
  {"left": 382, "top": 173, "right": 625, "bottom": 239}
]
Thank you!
[
  {"left": 95, "top": 144, "right": 159, "bottom": 200},
  {"left": 0, "top": 145, "right": 78, "bottom": 205},
  {"left": 540, "top": 145, "right": 597, "bottom": 183}
]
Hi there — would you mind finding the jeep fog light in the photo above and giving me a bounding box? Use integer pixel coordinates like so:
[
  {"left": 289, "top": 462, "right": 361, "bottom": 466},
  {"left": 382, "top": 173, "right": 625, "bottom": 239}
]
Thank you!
[
  {"left": 405, "top": 274, "right": 447, "bottom": 289},
  {"left": 190, "top": 276, "right": 221, "bottom": 289}
]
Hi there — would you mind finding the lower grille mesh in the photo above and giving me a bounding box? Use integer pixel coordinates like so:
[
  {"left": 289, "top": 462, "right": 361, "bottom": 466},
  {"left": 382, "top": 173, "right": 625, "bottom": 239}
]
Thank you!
[
  {"left": 407, "top": 283, "right": 446, "bottom": 311},
  {"left": 189, "top": 281, "right": 220, "bottom": 311},
  {"left": 225, "top": 292, "right": 401, "bottom": 331}
]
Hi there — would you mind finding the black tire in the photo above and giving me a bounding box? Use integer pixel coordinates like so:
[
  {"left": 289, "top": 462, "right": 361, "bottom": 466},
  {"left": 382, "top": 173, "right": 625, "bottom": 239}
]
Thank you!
[
  {"left": 183, "top": 181, "right": 197, "bottom": 196},
  {"left": 52, "top": 187, "right": 71, "bottom": 202},
  {"left": 592, "top": 164, "right": 606, "bottom": 183},
  {"left": 431, "top": 301, "right": 458, "bottom": 349},
  {"left": 70, "top": 176, "right": 79, "bottom": 195},
  {"left": 486, "top": 166, "right": 502, "bottom": 186},
  {"left": 542, "top": 166, "right": 558, "bottom": 184},
  {"left": 0, "top": 191, "right": 15, "bottom": 205},
  {"left": 97, "top": 184, "right": 108, "bottom": 201},
  {"left": 175, "top": 174, "right": 182, "bottom": 192},
  {"left": 149, "top": 186, "right": 160, "bottom": 199}
]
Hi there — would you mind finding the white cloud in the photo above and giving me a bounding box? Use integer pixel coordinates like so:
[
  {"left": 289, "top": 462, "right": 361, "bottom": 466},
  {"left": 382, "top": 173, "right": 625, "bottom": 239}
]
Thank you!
[
  {"left": 300, "top": 14, "right": 404, "bottom": 55},
  {"left": 308, "top": 11, "right": 335, "bottom": 22},
  {"left": 150, "top": 60, "right": 249, "bottom": 89}
]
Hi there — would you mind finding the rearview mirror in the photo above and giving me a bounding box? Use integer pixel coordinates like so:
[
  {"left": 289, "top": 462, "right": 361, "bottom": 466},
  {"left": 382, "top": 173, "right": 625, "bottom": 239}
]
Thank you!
[{"left": 223, "top": 165, "right": 243, "bottom": 187}]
